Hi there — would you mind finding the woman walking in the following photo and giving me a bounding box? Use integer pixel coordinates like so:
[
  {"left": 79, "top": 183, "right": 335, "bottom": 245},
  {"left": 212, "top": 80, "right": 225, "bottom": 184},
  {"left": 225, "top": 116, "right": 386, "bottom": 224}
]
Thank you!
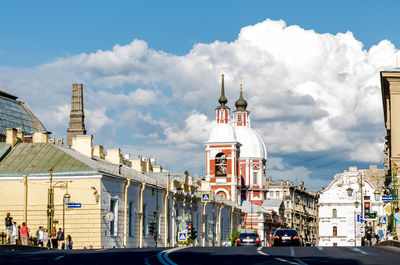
[
  {"left": 19, "top": 222, "right": 29, "bottom": 246},
  {"left": 66, "top": 235, "right": 73, "bottom": 249}
]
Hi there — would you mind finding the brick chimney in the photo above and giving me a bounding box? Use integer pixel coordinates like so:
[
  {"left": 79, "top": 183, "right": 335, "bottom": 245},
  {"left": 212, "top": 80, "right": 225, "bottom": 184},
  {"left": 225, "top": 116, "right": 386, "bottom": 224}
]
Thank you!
[
  {"left": 105, "top": 149, "right": 122, "bottom": 164},
  {"left": 6, "top": 128, "right": 18, "bottom": 147},
  {"left": 71, "top": 135, "right": 93, "bottom": 158},
  {"left": 67, "top": 84, "right": 87, "bottom": 146},
  {"left": 32, "top": 132, "right": 49, "bottom": 143}
]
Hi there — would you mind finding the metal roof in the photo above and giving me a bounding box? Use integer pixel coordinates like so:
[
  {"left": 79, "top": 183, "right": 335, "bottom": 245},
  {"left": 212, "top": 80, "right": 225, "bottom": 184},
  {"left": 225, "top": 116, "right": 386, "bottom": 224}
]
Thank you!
[
  {"left": 0, "top": 93, "right": 47, "bottom": 135},
  {"left": 0, "top": 143, "right": 92, "bottom": 174}
]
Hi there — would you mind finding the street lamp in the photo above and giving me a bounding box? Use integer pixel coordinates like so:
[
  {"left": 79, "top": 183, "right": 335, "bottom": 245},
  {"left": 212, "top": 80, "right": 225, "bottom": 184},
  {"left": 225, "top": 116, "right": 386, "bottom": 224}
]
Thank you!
[
  {"left": 355, "top": 201, "right": 360, "bottom": 208},
  {"left": 346, "top": 187, "right": 354, "bottom": 197},
  {"left": 374, "top": 190, "right": 381, "bottom": 201}
]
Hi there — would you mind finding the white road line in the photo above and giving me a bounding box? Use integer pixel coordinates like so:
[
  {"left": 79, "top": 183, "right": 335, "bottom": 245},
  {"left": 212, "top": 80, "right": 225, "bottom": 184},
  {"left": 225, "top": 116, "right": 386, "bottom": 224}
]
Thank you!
[
  {"left": 275, "top": 257, "right": 298, "bottom": 265},
  {"left": 257, "top": 246, "right": 268, "bottom": 256},
  {"left": 351, "top": 247, "right": 369, "bottom": 255},
  {"left": 316, "top": 246, "right": 323, "bottom": 251},
  {"left": 294, "top": 258, "right": 309, "bottom": 265},
  {"left": 157, "top": 247, "right": 188, "bottom": 265},
  {"left": 54, "top": 255, "right": 65, "bottom": 261},
  {"left": 290, "top": 246, "right": 295, "bottom": 257}
]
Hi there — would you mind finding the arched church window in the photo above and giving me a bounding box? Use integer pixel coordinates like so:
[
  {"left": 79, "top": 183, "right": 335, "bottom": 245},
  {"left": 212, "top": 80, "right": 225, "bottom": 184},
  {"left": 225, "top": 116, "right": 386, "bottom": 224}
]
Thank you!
[
  {"left": 333, "top": 226, "right": 337, "bottom": 236},
  {"left": 215, "top": 152, "right": 227, "bottom": 176},
  {"left": 332, "top": 209, "right": 337, "bottom": 218}
]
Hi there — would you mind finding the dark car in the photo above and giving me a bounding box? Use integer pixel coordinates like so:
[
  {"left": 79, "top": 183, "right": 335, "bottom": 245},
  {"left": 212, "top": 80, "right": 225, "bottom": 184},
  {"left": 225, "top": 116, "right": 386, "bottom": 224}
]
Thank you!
[
  {"left": 236, "top": 233, "right": 261, "bottom": 247},
  {"left": 272, "top": 229, "right": 301, "bottom": 246}
]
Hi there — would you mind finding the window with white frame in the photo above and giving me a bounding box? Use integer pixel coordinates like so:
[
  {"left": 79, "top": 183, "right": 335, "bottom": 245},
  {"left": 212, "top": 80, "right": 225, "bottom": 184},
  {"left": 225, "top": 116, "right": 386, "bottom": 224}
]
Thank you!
[
  {"left": 253, "top": 171, "right": 258, "bottom": 185},
  {"left": 110, "top": 198, "right": 118, "bottom": 236}
]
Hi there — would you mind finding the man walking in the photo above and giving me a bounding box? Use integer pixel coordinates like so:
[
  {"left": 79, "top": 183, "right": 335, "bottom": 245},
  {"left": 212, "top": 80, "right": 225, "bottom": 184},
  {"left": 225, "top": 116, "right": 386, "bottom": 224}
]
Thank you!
[
  {"left": 5, "top": 213, "right": 13, "bottom": 244},
  {"left": 57, "top": 228, "right": 64, "bottom": 249}
]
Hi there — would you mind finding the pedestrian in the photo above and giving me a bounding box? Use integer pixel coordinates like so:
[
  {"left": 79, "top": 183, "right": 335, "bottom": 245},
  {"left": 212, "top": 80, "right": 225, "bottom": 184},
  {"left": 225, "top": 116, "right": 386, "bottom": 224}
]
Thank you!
[
  {"left": 387, "top": 232, "right": 394, "bottom": 240},
  {"left": 37, "top": 226, "right": 44, "bottom": 247},
  {"left": 5, "top": 213, "right": 13, "bottom": 244},
  {"left": 365, "top": 229, "right": 372, "bottom": 246},
  {"left": 394, "top": 208, "right": 400, "bottom": 239},
  {"left": 377, "top": 222, "right": 386, "bottom": 242},
  {"left": 43, "top": 228, "right": 49, "bottom": 247},
  {"left": 371, "top": 234, "right": 377, "bottom": 246},
  {"left": 51, "top": 227, "right": 58, "bottom": 248},
  {"left": 57, "top": 228, "right": 64, "bottom": 249},
  {"left": 11, "top": 222, "right": 18, "bottom": 244},
  {"left": 19, "top": 222, "right": 29, "bottom": 246},
  {"left": 65, "top": 235, "right": 73, "bottom": 249}
]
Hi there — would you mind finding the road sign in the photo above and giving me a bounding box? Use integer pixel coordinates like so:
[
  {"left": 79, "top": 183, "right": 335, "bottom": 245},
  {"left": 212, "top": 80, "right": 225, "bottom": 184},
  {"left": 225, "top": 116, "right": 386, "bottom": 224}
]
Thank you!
[
  {"left": 201, "top": 192, "right": 211, "bottom": 203},
  {"left": 378, "top": 216, "right": 387, "bottom": 225},
  {"left": 67, "top": 203, "right": 81, "bottom": 208},
  {"left": 357, "top": 214, "right": 364, "bottom": 223},
  {"left": 178, "top": 232, "right": 187, "bottom": 242},
  {"left": 177, "top": 216, "right": 189, "bottom": 221},
  {"left": 382, "top": 196, "right": 393, "bottom": 201},
  {"left": 384, "top": 203, "right": 392, "bottom": 215}
]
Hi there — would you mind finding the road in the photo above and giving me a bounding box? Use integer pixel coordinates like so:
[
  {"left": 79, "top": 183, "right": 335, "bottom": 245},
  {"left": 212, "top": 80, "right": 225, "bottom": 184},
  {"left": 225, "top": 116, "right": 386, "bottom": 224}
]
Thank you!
[{"left": 0, "top": 246, "right": 399, "bottom": 265}]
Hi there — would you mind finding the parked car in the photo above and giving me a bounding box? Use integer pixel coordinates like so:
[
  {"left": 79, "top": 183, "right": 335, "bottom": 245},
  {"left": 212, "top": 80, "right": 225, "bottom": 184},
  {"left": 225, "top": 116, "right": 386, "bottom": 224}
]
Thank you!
[
  {"left": 236, "top": 233, "right": 261, "bottom": 247},
  {"left": 272, "top": 229, "right": 301, "bottom": 246}
]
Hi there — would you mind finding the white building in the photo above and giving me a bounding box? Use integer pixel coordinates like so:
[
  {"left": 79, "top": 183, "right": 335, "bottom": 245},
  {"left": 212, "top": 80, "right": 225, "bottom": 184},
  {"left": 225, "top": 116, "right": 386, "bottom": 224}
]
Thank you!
[{"left": 318, "top": 166, "right": 386, "bottom": 247}]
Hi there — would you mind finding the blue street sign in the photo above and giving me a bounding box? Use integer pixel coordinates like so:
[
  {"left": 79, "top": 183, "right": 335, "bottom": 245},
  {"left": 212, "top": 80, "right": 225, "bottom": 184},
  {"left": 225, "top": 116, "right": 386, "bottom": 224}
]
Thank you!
[
  {"left": 185, "top": 222, "right": 189, "bottom": 229},
  {"left": 382, "top": 196, "right": 392, "bottom": 201},
  {"left": 178, "top": 232, "right": 187, "bottom": 242},
  {"left": 67, "top": 203, "right": 81, "bottom": 208},
  {"left": 201, "top": 192, "right": 210, "bottom": 203},
  {"left": 378, "top": 216, "right": 387, "bottom": 225},
  {"left": 357, "top": 214, "right": 364, "bottom": 223}
]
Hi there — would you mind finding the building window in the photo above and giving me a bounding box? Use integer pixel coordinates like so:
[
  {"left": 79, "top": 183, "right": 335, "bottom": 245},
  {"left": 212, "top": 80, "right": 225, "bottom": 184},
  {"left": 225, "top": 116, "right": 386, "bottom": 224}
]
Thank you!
[
  {"left": 219, "top": 111, "right": 224, "bottom": 121},
  {"left": 238, "top": 114, "right": 242, "bottom": 122},
  {"left": 142, "top": 204, "right": 147, "bottom": 237},
  {"left": 215, "top": 153, "right": 227, "bottom": 176},
  {"left": 129, "top": 201, "right": 134, "bottom": 236},
  {"left": 333, "top": 226, "right": 337, "bottom": 236},
  {"left": 332, "top": 209, "right": 337, "bottom": 218},
  {"left": 253, "top": 171, "right": 258, "bottom": 185},
  {"left": 110, "top": 198, "right": 118, "bottom": 236},
  {"left": 276, "top": 191, "right": 280, "bottom": 198}
]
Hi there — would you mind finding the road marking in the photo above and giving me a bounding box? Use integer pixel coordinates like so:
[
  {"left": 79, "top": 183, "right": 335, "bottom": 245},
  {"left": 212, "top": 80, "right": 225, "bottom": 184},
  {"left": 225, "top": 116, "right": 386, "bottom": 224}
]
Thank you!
[
  {"left": 95, "top": 249, "right": 108, "bottom": 251},
  {"left": 275, "top": 257, "right": 298, "bottom": 265},
  {"left": 290, "top": 246, "right": 295, "bottom": 257},
  {"left": 294, "top": 258, "right": 309, "bottom": 265},
  {"left": 54, "top": 255, "right": 65, "bottom": 261},
  {"left": 257, "top": 247, "right": 268, "bottom": 256},
  {"left": 351, "top": 247, "right": 369, "bottom": 255},
  {"left": 157, "top": 247, "right": 188, "bottom": 265}
]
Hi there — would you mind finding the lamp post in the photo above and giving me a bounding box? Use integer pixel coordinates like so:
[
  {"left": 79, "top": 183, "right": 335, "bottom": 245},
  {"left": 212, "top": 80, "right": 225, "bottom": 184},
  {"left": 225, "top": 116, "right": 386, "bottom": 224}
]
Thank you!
[
  {"left": 63, "top": 192, "right": 70, "bottom": 246},
  {"left": 374, "top": 190, "right": 381, "bottom": 202}
]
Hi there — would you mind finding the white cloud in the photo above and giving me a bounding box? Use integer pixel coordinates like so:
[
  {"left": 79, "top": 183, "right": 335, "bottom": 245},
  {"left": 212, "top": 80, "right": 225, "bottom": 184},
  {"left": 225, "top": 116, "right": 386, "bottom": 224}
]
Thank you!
[{"left": 0, "top": 18, "right": 396, "bottom": 189}]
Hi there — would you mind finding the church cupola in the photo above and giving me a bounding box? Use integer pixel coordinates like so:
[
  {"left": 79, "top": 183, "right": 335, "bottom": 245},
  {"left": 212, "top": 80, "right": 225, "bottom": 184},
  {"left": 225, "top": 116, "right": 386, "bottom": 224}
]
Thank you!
[
  {"left": 234, "top": 80, "right": 250, "bottom": 127},
  {"left": 216, "top": 73, "right": 230, "bottom": 124}
]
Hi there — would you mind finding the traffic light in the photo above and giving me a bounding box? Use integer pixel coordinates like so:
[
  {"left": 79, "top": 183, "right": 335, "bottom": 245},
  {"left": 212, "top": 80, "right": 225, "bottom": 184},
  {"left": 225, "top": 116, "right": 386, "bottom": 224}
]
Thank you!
[
  {"left": 363, "top": 201, "right": 371, "bottom": 219},
  {"left": 188, "top": 222, "right": 197, "bottom": 240},
  {"left": 148, "top": 222, "right": 155, "bottom": 235}
]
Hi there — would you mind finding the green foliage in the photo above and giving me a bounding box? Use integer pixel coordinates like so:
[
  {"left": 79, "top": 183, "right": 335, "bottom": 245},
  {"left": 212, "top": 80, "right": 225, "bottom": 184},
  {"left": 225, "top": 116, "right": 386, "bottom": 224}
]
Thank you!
[{"left": 228, "top": 230, "right": 241, "bottom": 247}]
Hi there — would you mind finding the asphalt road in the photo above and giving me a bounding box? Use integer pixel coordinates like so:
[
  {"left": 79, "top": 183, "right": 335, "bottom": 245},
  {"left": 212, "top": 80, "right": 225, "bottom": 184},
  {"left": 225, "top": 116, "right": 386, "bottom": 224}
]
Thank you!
[{"left": 0, "top": 246, "right": 399, "bottom": 265}]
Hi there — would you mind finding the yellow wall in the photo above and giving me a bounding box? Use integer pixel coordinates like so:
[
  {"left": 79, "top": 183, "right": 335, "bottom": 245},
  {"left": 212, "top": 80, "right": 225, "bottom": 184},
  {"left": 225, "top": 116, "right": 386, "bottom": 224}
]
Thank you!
[{"left": 0, "top": 177, "right": 102, "bottom": 249}]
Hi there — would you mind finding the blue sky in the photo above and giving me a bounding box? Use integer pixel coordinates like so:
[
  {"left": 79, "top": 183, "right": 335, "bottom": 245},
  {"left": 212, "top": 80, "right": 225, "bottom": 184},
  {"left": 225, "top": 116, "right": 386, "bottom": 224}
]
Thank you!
[{"left": 1, "top": 1, "right": 399, "bottom": 190}]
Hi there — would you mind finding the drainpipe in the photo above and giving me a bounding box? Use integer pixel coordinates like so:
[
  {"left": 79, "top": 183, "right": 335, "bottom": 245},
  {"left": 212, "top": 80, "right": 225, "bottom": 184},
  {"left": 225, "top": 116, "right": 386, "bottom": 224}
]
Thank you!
[
  {"left": 230, "top": 206, "right": 234, "bottom": 235},
  {"left": 23, "top": 175, "right": 28, "bottom": 224},
  {"left": 202, "top": 202, "right": 208, "bottom": 247},
  {"left": 123, "top": 178, "right": 131, "bottom": 247},
  {"left": 164, "top": 181, "right": 169, "bottom": 247},
  {"left": 217, "top": 204, "right": 224, "bottom": 246},
  {"left": 139, "top": 182, "right": 146, "bottom": 248}
]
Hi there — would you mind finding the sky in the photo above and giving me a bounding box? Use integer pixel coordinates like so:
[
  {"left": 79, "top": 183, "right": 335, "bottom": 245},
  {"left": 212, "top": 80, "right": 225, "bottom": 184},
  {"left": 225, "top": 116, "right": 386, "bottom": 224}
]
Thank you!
[{"left": 1, "top": 0, "right": 399, "bottom": 190}]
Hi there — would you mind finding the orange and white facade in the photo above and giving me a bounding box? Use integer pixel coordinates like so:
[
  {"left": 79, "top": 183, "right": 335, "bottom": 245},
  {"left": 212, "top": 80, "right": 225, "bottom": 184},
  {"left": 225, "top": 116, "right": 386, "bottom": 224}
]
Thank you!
[{"left": 205, "top": 74, "right": 267, "bottom": 206}]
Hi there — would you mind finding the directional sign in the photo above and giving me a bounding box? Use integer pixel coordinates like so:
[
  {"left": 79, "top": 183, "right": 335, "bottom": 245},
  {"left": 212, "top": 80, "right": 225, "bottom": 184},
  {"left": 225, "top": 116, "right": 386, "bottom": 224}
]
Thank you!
[
  {"left": 178, "top": 232, "right": 187, "bottom": 242},
  {"left": 67, "top": 203, "right": 81, "bottom": 208},
  {"left": 357, "top": 214, "right": 364, "bottom": 223},
  {"left": 201, "top": 192, "right": 211, "bottom": 203},
  {"left": 378, "top": 216, "right": 387, "bottom": 225},
  {"left": 382, "top": 196, "right": 393, "bottom": 201}
]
